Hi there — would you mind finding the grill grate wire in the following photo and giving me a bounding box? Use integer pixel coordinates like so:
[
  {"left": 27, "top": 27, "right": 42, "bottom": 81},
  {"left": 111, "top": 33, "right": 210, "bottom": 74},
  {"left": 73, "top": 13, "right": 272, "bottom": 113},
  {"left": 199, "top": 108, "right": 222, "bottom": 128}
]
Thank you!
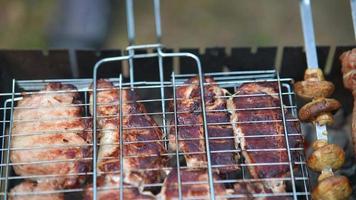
[
  {"left": 0, "top": 0, "right": 312, "bottom": 199},
  {"left": 0, "top": 70, "right": 311, "bottom": 199}
]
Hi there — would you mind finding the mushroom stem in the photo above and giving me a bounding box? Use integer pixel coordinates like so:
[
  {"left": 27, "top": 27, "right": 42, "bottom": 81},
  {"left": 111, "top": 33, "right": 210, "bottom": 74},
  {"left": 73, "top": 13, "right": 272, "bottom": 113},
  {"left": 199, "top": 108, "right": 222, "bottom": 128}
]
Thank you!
[{"left": 318, "top": 167, "right": 333, "bottom": 182}]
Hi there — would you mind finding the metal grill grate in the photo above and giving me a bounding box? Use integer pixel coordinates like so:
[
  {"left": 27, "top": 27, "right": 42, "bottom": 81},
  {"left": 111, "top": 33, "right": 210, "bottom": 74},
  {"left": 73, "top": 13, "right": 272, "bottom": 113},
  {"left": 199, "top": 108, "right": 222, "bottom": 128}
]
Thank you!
[
  {"left": 0, "top": 67, "right": 311, "bottom": 199},
  {"left": 0, "top": 0, "right": 312, "bottom": 199}
]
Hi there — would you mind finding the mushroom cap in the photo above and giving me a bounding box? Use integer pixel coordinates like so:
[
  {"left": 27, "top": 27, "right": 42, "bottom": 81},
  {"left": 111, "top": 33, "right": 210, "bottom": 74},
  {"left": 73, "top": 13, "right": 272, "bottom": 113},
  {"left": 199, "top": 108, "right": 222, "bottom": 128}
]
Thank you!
[
  {"left": 307, "top": 144, "right": 345, "bottom": 172},
  {"left": 304, "top": 68, "right": 325, "bottom": 81},
  {"left": 294, "top": 80, "right": 334, "bottom": 100},
  {"left": 298, "top": 98, "right": 341, "bottom": 122},
  {"left": 312, "top": 176, "right": 352, "bottom": 200}
]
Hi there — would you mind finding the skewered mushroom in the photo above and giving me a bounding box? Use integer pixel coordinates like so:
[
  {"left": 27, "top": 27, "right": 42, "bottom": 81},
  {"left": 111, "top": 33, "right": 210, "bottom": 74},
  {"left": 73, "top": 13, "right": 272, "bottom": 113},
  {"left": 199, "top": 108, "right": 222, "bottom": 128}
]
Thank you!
[
  {"left": 312, "top": 175, "right": 352, "bottom": 200},
  {"left": 308, "top": 140, "right": 350, "bottom": 200},
  {"left": 294, "top": 80, "right": 334, "bottom": 100},
  {"left": 298, "top": 98, "right": 341, "bottom": 125},
  {"left": 295, "top": 67, "right": 351, "bottom": 200},
  {"left": 294, "top": 69, "right": 335, "bottom": 100},
  {"left": 307, "top": 143, "right": 345, "bottom": 172}
]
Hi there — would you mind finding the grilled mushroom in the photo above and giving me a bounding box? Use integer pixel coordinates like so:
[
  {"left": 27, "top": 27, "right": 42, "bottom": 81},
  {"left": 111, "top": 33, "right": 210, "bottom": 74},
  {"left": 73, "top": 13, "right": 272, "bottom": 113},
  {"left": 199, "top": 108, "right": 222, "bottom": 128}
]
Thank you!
[
  {"left": 294, "top": 80, "right": 334, "bottom": 100},
  {"left": 312, "top": 176, "right": 352, "bottom": 200},
  {"left": 298, "top": 98, "right": 341, "bottom": 125},
  {"left": 307, "top": 144, "right": 345, "bottom": 172}
]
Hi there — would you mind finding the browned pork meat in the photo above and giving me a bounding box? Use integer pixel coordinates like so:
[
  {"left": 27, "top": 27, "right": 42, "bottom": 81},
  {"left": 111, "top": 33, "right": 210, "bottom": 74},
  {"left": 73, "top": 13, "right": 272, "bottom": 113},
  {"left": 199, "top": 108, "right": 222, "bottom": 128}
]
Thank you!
[
  {"left": 159, "top": 168, "right": 227, "bottom": 200},
  {"left": 227, "top": 82, "right": 302, "bottom": 193},
  {"left": 230, "top": 182, "right": 292, "bottom": 200},
  {"left": 9, "top": 181, "right": 64, "bottom": 200},
  {"left": 10, "top": 83, "right": 92, "bottom": 190},
  {"left": 89, "top": 80, "right": 167, "bottom": 190},
  {"left": 83, "top": 175, "right": 155, "bottom": 200},
  {"left": 169, "top": 77, "right": 239, "bottom": 174}
]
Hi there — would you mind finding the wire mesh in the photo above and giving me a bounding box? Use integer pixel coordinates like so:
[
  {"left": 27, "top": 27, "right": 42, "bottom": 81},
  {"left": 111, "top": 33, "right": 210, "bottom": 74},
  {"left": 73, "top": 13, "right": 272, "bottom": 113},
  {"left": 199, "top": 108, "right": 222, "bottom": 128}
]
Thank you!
[{"left": 0, "top": 66, "right": 311, "bottom": 199}]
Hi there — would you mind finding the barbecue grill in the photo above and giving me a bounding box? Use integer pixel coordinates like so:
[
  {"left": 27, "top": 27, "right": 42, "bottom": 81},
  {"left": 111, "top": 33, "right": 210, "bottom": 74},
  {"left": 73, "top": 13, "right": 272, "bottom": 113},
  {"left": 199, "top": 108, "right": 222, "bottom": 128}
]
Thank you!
[{"left": 0, "top": 0, "right": 354, "bottom": 200}]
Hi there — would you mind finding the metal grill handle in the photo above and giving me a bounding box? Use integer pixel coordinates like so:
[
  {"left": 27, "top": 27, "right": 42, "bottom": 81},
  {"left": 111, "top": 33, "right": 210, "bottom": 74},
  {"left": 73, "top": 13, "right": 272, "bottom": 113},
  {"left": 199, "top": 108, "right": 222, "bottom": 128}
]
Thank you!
[{"left": 126, "top": 0, "right": 162, "bottom": 45}]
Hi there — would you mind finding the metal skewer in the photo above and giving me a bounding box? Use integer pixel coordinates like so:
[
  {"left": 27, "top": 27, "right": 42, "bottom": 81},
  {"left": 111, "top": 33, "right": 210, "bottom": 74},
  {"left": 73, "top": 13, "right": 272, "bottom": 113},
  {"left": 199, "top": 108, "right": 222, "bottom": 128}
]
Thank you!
[
  {"left": 298, "top": 1, "right": 353, "bottom": 199},
  {"left": 350, "top": 0, "right": 356, "bottom": 40},
  {"left": 299, "top": 0, "right": 328, "bottom": 142}
]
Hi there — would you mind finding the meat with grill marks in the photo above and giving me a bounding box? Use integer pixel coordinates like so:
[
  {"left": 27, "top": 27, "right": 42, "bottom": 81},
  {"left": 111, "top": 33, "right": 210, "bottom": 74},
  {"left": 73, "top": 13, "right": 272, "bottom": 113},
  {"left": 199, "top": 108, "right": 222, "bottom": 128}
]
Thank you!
[
  {"left": 159, "top": 168, "right": 227, "bottom": 200},
  {"left": 230, "top": 182, "right": 292, "bottom": 200},
  {"left": 227, "top": 82, "right": 302, "bottom": 193},
  {"left": 88, "top": 80, "right": 167, "bottom": 192},
  {"left": 83, "top": 175, "right": 155, "bottom": 200},
  {"left": 169, "top": 77, "right": 239, "bottom": 175},
  {"left": 10, "top": 83, "right": 92, "bottom": 190},
  {"left": 9, "top": 181, "right": 64, "bottom": 200}
]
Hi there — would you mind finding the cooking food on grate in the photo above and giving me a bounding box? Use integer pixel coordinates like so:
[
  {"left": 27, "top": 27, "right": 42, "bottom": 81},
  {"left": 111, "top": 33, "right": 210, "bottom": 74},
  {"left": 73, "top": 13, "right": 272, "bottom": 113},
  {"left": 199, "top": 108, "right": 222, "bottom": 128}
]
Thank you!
[
  {"left": 89, "top": 80, "right": 168, "bottom": 188},
  {"left": 298, "top": 98, "right": 341, "bottom": 126},
  {"left": 227, "top": 82, "right": 302, "bottom": 193},
  {"left": 169, "top": 76, "right": 239, "bottom": 175},
  {"left": 340, "top": 48, "right": 356, "bottom": 158},
  {"left": 10, "top": 83, "right": 92, "bottom": 190},
  {"left": 312, "top": 175, "right": 352, "bottom": 200},
  {"left": 158, "top": 168, "right": 227, "bottom": 200},
  {"left": 294, "top": 68, "right": 334, "bottom": 100},
  {"left": 9, "top": 181, "right": 64, "bottom": 200},
  {"left": 83, "top": 175, "right": 155, "bottom": 200},
  {"left": 230, "top": 181, "right": 292, "bottom": 200},
  {"left": 307, "top": 143, "right": 345, "bottom": 173},
  {"left": 295, "top": 68, "right": 341, "bottom": 126}
]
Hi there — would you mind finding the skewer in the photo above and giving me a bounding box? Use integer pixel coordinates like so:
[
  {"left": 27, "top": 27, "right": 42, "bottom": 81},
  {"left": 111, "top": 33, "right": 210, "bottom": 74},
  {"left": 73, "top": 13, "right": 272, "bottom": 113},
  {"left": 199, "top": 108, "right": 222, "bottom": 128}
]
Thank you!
[{"left": 297, "top": 0, "right": 352, "bottom": 199}]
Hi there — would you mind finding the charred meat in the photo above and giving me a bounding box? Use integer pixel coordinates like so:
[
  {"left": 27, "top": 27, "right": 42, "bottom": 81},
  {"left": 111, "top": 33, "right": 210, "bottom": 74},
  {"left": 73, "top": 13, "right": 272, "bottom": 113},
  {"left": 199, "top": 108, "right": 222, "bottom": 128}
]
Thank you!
[
  {"left": 169, "top": 77, "right": 239, "bottom": 175},
  {"left": 227, "top": 82, "right": 302, "bottom": 193}
]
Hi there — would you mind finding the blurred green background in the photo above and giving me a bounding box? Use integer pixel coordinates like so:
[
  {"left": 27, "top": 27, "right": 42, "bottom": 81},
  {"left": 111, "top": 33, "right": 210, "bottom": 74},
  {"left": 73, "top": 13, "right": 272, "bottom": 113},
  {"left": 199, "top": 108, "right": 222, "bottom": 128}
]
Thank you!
[{"left": 0, "top": 0, "right": 354, "bottom": 49}]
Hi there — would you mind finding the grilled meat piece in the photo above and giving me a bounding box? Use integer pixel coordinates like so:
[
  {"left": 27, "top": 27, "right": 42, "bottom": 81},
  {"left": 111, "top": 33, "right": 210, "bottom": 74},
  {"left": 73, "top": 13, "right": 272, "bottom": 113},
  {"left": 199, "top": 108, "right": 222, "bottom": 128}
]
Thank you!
[
  {"left": 159, "top": 168, "right": 227, "bottom": 200},
  {"left": 227, "top": 82, "right": 302, "bottom": 193},
  {"left": 10, "top": 83, "right": 92, "bottom": 189},
  {"left": 169, "top": 77, "right": 239, "bottom": 174},
  {"left": 230, "top": 182, "right": 292, "bottom": 200},
  {"left": 89, "top": 80, "right": 167, "bottom": 187},
  {"left": 83, "top": 175, "right": 155, "bottom": 200},
  {"left": 340, "top": 48, "right": 356, "bottom": 159},
  {"left": 9, "top": 181, "right": 64, "bottom": 200}
]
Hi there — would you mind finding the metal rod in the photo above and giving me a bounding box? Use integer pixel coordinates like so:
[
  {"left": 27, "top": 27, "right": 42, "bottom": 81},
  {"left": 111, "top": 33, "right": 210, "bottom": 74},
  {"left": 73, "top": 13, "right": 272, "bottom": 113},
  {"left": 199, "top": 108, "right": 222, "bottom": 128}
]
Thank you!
[
  {"left": 195, "top": 59, "right": 216, "bottom": 200},
  {"left": 171, "top": 72, "right": 182, "bottom": 200},
  {"left": 299, "top": 0, "right": 319, "bottom": 68},
  {"left": 119, "top": 74, "right": 124, "bottom": 200},
  {"left": 276, "top": 72, "right": 297, "bottom": 200},
  {"left": 3, "top": 79, "right": 16, "bottom": 200},
  {"left": 153, "top": 0, "right": 162, "bottom": 43},
  {"left": 128, "top": 49, "right": 135, "bottom": 89},
  {"left": 350, "top": 0, "right": 356, "bottom": 40},
  {"left": 126, "top": 0, "right": 135, "bottom": 45},
  {"left": 92, "top": 55, "right": 130, "bottom": 200},
  {"left": 299, "top": 0, "right": 328, "bottom": 142},
  {"left": 157, "top": 48, "right": 168, "bottom": 149},
  {"left": 1, "top": 99, "right": 12, "bottom": 180},
  {"left": 92, "top": 68, "right": 99, "bottom": 200}
]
